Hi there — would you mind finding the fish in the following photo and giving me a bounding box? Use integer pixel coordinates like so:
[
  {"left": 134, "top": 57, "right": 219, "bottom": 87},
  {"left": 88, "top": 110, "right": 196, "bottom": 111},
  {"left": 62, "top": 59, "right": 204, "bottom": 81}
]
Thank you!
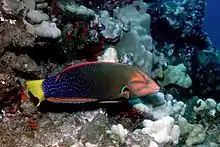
[{"left": 25, "top": 62, "right": 160, "bottom": 107}]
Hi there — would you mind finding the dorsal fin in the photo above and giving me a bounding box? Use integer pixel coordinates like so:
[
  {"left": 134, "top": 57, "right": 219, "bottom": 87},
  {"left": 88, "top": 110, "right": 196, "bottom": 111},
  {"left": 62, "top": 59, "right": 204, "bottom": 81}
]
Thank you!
[
  {"left": 61, "top": 61, "right": 97, "bottom": 74},
  {"left": 55, "top": 61, "right": 123, "bottom": 81},
  {"left": 55, "top": 61, "right": 95, "bottom": 81}
]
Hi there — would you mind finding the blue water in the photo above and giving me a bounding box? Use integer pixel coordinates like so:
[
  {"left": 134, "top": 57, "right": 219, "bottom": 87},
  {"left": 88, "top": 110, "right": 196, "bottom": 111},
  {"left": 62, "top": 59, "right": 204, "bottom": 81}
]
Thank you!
[{"left": 203, "top": 1, "right": 220, "bottom": 50}]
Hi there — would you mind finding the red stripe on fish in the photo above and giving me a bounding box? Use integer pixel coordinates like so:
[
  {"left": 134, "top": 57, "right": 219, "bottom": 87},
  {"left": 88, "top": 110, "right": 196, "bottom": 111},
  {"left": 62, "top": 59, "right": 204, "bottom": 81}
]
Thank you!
[{"left": 56, "top": 62, "right": 126, "bottom": 81}]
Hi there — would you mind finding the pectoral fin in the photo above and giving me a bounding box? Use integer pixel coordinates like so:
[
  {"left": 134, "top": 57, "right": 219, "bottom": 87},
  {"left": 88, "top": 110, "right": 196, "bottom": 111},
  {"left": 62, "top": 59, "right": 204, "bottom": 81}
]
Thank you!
[
  {"left": 119, "top": 86, "right": 131, "bottom": 99},
  {"left": 119, "top": 91, "right": 130, "bottom": 99}
]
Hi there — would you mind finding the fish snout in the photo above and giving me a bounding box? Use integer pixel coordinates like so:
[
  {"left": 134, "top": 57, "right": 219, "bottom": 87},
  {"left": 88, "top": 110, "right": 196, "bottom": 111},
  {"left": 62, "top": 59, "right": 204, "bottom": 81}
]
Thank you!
[
  {"left": 154, "top": 85, "right": 160, "bottom": 92},
  {"left": 128, "top": 80, "right": 160, "bottom": 96},
  {"left": 151, "top": 83, "right": 160, "bottom": 93}
]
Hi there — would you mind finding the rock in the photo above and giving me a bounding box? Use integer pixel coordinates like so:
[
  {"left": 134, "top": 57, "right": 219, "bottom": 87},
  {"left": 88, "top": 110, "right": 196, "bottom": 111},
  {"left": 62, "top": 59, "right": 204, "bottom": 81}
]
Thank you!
[
  {"left": 12, "top": 54, "right": 41, "bottom": 78},
  {"left": 23, "top": 0, "right": 35, "bottom": 10},
  {"left": 20, "top": 100, "right": 38, "bottom": 116},
  {"left": 78, "top": 113, "right": 110, "bottom": 145},
  {"left": 0, "top": 52, "right": 41, "bottom": 79},
  {"left": 124, "top": 129, "right": 176, "bottom": 147},
  {"left": 0, "top": 109, "right": 110, "bottom": 146},
  {"left": 0, "top": 52, "right": 16, "bottom": 74},
  {"left": 70, "top": 142, "right": 83, "bottom": 147},
  {"left": 124, "top": 131, "right": 152, "bottom": 147},
  {"left": 2, "top": 0, "right": 24, "bottom": 14},
  {"left": 0, "top": 21, "right": 35, "bottom": 54},
  {"left": 32, "top": 144, "right": 45, "bottom": 147},
  {"left": 0, "top": 72, "right": 20, "bottom": 102}
]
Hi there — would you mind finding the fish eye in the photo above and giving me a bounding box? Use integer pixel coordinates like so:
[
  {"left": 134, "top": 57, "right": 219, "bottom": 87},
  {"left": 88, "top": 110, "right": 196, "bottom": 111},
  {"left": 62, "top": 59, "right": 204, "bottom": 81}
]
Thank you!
[{"left": 145, "top": 80, "right": 150, "bottom": 84}]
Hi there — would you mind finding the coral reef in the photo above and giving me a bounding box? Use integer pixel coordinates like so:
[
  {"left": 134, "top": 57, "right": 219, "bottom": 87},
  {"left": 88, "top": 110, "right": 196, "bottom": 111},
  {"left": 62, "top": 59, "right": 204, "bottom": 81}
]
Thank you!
[
  {"left": 158, "top": 63, "right": 192, "bottom": 88},
  {"left": 147, "top": 0, "right": 220, "bottom": 98}
]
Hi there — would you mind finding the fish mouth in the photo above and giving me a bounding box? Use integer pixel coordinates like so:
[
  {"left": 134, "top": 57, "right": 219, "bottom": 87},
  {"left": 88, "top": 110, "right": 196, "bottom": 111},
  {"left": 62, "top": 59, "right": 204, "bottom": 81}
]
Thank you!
[
  {"left": 154, "top": 89, "right": 160, "bottom": 92},
  {"left": 153, "top": 87, "right": 160, "bottom": 93},
  {"left": 146, "top": 86, "right": 160, "bottom": 94}
]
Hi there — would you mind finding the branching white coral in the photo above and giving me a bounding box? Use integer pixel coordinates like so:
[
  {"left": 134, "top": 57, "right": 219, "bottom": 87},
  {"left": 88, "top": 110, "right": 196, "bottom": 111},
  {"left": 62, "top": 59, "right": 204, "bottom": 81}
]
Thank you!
[
  {"left": 152, "top": 94, "right": 186, "bottom": 119},
  {"left": 27, "top": 10, "right": 49, "bottom": 23},
  {"left": 193, "top": 98, "right": 217, "bottom": 113},
  {"left": 110, "top": 124, "right": 129, "bottom": 142},
  {"left": 22, "top": 1, "right": 61, "bottom": 39},
  {"left": 178, "top": 115, "right": 206, "bottom": 146},
  {"left": 132, "top": 92, "right": 186, "bottom": 120},
  {"left": 60, "top": 2, "right": 95, "bottom": 17},
  {"left": 205, "top": 98, "right": 217, "bottom": 109},
  {"left": 23, "top": 19, "right": 61, "bottom": 38},
  {"left": 133, "top": 103, "right": 152, "bottom": 114},
  {"left": 193, "top": 99, "right": 207, "bottom": 112},
  {"left": 141, "top": 116, "right": 180, "bottom": 145}
]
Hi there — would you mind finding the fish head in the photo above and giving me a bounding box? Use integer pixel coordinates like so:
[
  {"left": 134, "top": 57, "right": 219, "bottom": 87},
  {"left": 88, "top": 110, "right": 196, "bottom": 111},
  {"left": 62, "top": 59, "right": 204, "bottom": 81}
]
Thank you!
[{"left": 125, "top": 70, "right": 160, "bottom": 98}]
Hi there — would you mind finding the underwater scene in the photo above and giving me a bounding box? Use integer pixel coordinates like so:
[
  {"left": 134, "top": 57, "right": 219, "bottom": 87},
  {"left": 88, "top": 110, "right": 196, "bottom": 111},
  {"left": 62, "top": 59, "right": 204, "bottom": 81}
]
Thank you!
[{"left": 0, "top": 0, "right": 220, "bottom": 146}]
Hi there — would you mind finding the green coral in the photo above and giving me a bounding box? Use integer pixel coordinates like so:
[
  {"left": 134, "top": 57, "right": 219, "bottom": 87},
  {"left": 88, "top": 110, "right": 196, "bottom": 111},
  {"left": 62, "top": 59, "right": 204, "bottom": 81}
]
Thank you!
[{"left": 159, "top": 63, "right": 192, "bottom": 88}]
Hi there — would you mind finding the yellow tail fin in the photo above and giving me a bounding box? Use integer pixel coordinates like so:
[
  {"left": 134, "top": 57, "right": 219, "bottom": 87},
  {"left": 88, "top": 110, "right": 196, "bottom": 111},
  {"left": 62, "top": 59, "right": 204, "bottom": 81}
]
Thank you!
[{"left": 25, "top": 79, "right": 45, "bottom": 107}]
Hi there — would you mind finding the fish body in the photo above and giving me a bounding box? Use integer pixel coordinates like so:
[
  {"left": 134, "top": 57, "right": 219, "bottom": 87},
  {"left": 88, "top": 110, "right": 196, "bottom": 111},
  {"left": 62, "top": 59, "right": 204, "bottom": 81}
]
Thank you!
[{"left": 26, "top": 62, "right": 160, "bottom": 107}]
